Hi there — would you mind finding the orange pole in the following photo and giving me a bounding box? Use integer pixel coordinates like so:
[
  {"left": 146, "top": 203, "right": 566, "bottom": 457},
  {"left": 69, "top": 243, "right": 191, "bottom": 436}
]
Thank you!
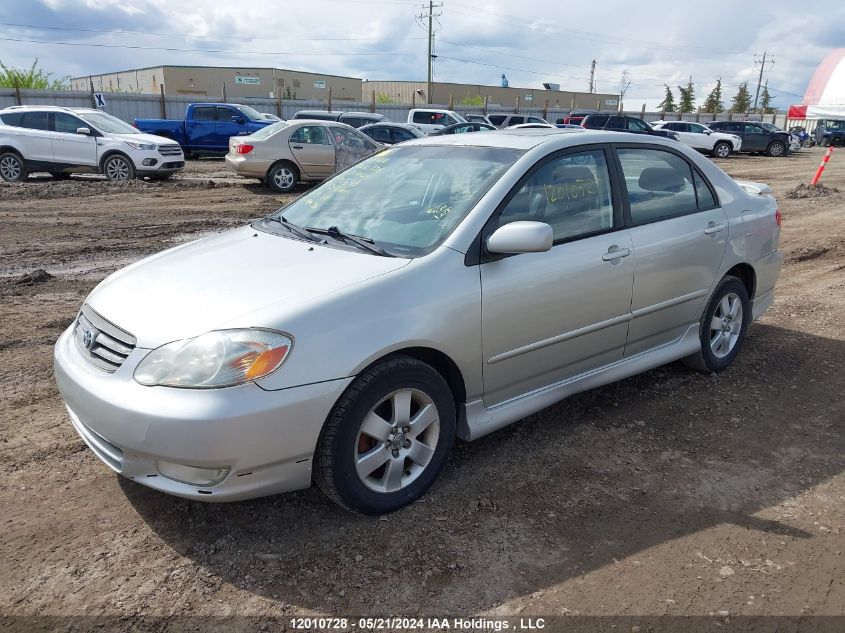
[{"left": 811, "top": 146, "right": 834, "bottom": 186}]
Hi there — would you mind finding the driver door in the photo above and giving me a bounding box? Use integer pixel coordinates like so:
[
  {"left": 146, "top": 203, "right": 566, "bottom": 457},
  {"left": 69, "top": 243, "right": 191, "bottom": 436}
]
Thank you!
[{"left": 50, "top": 112, "right": 97, "bottom": 167}]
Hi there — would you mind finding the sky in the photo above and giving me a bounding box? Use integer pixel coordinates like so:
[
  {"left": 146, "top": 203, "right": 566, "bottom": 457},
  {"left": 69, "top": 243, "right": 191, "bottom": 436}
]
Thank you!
[{"left": 0, "top": 0, "right": 843, "bottom": 110}]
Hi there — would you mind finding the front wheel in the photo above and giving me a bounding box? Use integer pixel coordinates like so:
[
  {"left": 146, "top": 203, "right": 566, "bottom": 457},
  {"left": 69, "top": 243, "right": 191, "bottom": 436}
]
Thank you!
[
  {"left": 103, "top": 154, "right": 136, "bottom": 181},
  {"left": 683, "top": 276, "right": 751, "bottom": 373},
  {"left": 712, "top": 141, "right": 732, "bottom": 159},
  {"left": 314, "top": 356, "right": 456, "bottom": 514},
  {"left": 766, "top": 140, "right": 786, "bottom": 157},
  {"left": 0, "top": 151, "right": 28, "bottom": 182},
  {"left": 267, "top": 162, "right": 299, "bottom": 193},
  {"left": 802, "top": 139, "right": 812, "bottom": 148}
]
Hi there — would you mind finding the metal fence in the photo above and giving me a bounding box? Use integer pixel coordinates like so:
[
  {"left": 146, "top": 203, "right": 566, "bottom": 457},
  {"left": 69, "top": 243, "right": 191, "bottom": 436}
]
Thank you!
[{"left": 1, "top": 87, "right": 784, "bottom": 127}]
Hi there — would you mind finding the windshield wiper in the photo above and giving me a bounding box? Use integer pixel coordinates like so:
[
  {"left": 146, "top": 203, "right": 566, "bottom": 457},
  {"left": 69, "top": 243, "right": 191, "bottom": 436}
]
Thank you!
[
  {"left": 306, "top": 226, "right": 395, "bottom": 257},
  {"left": 265, "top": 215, "right": 321, "bottom": 242}
]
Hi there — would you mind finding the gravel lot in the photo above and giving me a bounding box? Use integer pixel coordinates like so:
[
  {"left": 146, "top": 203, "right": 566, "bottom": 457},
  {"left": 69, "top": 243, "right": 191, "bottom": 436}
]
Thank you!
[{"left": 1, "top": 149, "right": 843, "bottom": 632}]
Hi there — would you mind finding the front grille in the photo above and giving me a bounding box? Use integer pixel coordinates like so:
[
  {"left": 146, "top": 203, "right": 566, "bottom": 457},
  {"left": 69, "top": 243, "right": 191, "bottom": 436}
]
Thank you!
[
  {"left": 158, "top": 144, "right": 183, "bottom": 156},
  {"left": 73, "top": 305, "right": 136, "bottom": 373},
  {"left": 161, "top": 161, "right": 184, "bottom": 169}
]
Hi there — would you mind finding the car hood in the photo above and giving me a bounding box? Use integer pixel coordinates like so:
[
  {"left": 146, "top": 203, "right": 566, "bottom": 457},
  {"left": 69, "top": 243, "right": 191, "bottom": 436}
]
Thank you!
[
  {"left": 111, "top": 132, "right": 182, "bottom": 146},
  {"left": 86, "top": 225, "right": 410, "bottom": 348}
]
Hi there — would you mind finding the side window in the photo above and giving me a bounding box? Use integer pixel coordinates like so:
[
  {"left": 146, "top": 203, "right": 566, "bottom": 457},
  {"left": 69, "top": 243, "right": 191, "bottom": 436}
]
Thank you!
[
  {"left": 0, "top": 112, "right": 24, "bottom": 127},
  {"left": 746, "top": 124, "right": 764, "bottom": 134},
  {"left": 627, "top": 118, "right": 650, "bottom": 132},
  {"left": 393, "top": 128, "right": 415, "bottom": 142},
  {"left": 441, "top": 114, "right": 457, "bottom": 125},
  {"left": 689, "top": 123, "right": 706, "bottom": 134},
  {"left": 291, "top": 126, "right": 330, "bottom": 144},
  {"left": 494, "top": 149, "right": 614, "bottom": 242},
  {"left": 488, "top": 115, "right": 506, "bottom": 126},
  {"left": 54, "top": 113, "right": 86, "bottom": 134},
  {"left": 508, "top": 116, "right": 525, "bottom": 125},
  {"left": 192, "top": 107, "right": 216, "bottom": 121},
  {"left": 20, "top": 111, "right": 50, "bottom": 130},
  {"left": 341, "top": 117, "right": 362, "bottom": 128},
  {"left": 368, "top": 127, "right": 392, "bottom": 143},
  {"left": 217, "top": 107, "right": 239, "bottom": 121},
  {"left": 693, "top": 170, "right": 717, "bottom": 208},
  {"left": 412, "top": 111, "right": 433, "bottom": 124},
  {"left": 617, "top": 148, "right": 699, "bottom": 224},
  {"left": 608, "top": 116, "right": 626, "bottom": 129},
  {"left": 526, "top": 117, "right": 544, "bottom": 124}
]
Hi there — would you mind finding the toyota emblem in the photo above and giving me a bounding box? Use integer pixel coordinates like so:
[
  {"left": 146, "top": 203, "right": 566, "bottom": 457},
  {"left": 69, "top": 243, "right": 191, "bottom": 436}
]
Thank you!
[{"left": 82, "top": 329, "right": 97, "bottom": 350}]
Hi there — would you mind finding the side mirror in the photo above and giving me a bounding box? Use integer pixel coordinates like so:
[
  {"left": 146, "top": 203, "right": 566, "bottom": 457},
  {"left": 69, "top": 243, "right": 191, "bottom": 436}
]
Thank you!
[
  {"left": 487, "top": 221, "right": 553, "bottom": 255},
  {"left": 232, "top": 116, "right": 246, "bottom": 124},
  {"left": 704, "top": 129, "right": 712, "bottom": 135},
  {"left": 76, "top": 127, "right": 91, "bottom": 135}
]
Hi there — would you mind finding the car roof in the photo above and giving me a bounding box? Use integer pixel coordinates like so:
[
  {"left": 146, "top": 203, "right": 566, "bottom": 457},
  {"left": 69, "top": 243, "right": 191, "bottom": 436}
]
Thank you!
[
  {"left": 1, "top": 105, "right": 100, "bottom": 114},
  {"left": 360, "top": 122, "right": 417, "bottom": 129},
  {"left": 288, "top": 119, "right": 356, "bottom": 129}
]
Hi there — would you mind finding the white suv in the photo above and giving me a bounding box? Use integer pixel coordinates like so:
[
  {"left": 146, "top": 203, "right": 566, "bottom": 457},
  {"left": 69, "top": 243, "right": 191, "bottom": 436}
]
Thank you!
[
  {"left": 407, "top": 108, "right": 466, "bottom": 134},
  {"left": 0, "top": 106, "right": 184, "bottom": 182},
  {"left": 651, "top": 121, "right": 742, "bottom": 158}
]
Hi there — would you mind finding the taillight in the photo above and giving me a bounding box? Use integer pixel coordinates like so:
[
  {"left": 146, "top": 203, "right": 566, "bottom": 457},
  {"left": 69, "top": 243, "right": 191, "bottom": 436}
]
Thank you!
[
  {"left": 775, "top": 208, "right": 782, "bottom": 228},
  {"left": 236, "top": 144, "right": 254, "bottom": 155}
]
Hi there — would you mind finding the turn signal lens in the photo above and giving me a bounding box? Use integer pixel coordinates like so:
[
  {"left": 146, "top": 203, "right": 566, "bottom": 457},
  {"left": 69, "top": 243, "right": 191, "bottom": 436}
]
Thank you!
[
  {"left": 775, "top": 208, "right": 782, "bottom": 228},
  {"left": 237, "top": 144, "right": 255, "bottom": 155}
]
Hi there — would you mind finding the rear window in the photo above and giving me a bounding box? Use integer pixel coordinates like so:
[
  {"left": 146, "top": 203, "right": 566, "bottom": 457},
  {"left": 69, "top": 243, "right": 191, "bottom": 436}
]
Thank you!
[
  {"left": 20, "top": 111, "right": 50, "bottom": 130},
  {"left": 249, "top": 121, "right": 289, "bottom": 140},
  {"left": 0, "top": 112, "right": 24, "bottom": 127}
]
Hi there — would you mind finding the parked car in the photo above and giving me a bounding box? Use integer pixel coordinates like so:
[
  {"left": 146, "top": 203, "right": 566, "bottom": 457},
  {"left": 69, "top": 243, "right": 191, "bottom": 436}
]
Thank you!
[
  {"left": 814, "top": 119, "right": 845, "bottom": 146},
  {"left": 0, "top": 105, "right": 184, "bottom": 182},
  {"left": 707, "top": 121, "right": 790, "bottom": 157},
  {"left": 55, "top": 129, "right": 782, "bottom": 514},
  {"left": 488, "top": 113, "right": 550, "bottom": 128},
  {"left": 291, "top": 110, "right": 387, "bottom": 128},
  {"left": 407, "top": 108, "right": 466, "bottom": 134},
  {"left": 359, "top": 122, "right": 425, "bottom": 145},
  {"left": 556, "top": 110, "right": 598, "bottom": 126},
  {"left": 651, "top": 121, "right": 742, "bottom": 158},
  {"left": 224, "top": 120, "right": 380, "bottom": 192},
  {"left": 428, "top": 122, "right": 496, "bottom": 135},
  {"left": 134, "top": 103, "right": 273, "bottom": 156},
  {"left": 464, "top": 114, "right": 494, "bottom": 126},
  {"left": 581, "top": 114, "right": 680, "bottom": 141}
]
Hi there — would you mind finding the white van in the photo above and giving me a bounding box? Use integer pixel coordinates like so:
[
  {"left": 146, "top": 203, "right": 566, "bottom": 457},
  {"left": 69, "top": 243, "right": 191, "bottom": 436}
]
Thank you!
[{"left": 407, "top": 109, "right": 466, "bottom": 134}]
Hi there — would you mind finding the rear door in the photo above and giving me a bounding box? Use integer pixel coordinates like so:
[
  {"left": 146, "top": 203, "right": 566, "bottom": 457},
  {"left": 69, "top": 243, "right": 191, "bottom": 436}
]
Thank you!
[
  {"left": 288, "top": 125, "right": 335, "bottom": 177},
  {"left": 614, "top": 145, "right": 728, "bottom": 355},
  {"left": 480, "top": 146, "right": 634, "bottom": 405},
  {"left": 50, "top": 112, "right": 97, "bottom": 167},
  {"left": 742, "top": 123, "right": 768, "bottom": 152},
  {"left": 185, "top": 106, "right": 217, "bottom": 148},
  {"left": 16, "top": 111, "right": 54, "bottom": 162}
]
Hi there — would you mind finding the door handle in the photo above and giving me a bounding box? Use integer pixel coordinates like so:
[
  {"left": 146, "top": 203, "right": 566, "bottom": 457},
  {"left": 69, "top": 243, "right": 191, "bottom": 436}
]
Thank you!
[
  {"left": 292, "top": 145, "right": 303, "bottom": 149},
  {"left": 704, "top": 222, "right": 727, "bottom": 235},
  {"left": 602, "top": 246, "right": 631, "bottom": 261}
]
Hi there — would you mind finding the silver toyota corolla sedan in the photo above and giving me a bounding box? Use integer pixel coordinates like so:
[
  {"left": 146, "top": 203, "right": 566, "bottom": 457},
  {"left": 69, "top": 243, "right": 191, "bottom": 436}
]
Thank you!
[{"left": 54, "top": 129, "right": 782, "bottom": 514}]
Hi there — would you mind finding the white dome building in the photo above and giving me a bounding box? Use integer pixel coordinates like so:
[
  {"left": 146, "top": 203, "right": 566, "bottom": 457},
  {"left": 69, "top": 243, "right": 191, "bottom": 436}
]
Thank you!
[{"left": 788, "top": 48, "right": 845, "bottom": 119}]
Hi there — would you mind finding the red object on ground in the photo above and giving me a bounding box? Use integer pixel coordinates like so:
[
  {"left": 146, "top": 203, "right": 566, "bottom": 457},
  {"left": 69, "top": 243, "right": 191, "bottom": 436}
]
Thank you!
[{"left": 810, "top": 146, "right": 835, "bottom": 186}]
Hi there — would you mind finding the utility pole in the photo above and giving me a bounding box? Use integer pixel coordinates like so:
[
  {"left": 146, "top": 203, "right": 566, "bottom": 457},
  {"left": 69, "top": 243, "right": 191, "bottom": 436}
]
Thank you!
[
  {"left": 589, "top": 59, "right": 597, "bottom": 94},
  {"left": 417, "top": 1, "right": 443, "bottom": 104},
  {"left": 753, "top": 51, "right": 775, "bottom": 112}
]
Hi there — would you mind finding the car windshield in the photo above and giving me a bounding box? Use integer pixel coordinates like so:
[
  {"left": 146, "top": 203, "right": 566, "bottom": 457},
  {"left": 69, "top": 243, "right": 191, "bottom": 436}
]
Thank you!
[
  {"left": 261, "top": 145, "right": 523, "bottom": 257},
  {"left": 235, "top": 105, "right": 265, "bottom": 121},
  {"left": 77, "top": 111, "right": 139, "bottom": 134},
  {"left": 825, "top": 120, "right": 845, "bottom": 130},
  {"left": 249, "top": 121, "right": 290, "bottom": 139}
]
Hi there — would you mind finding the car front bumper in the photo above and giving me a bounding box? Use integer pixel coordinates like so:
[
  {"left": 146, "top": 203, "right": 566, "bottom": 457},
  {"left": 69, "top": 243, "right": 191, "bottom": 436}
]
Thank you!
[{"left": 54, "top": 326, "right": 352, "bottom": 502}]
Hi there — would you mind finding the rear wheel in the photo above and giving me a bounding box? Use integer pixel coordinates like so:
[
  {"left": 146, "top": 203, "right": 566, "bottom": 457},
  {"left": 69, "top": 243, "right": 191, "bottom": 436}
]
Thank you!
[
  {"left": 802, "top": 139, "right": 812, "bottom": 149},
  {"left": 712, "top": 141, "right": 732, "bottom": 159},
  {"left": 267, "top": 162, "right": 299, "bottom": 193},
  {"left": 0, "top": 151, "right": 27, "bottom": 182},
  {"left": 314, "top": 356, "right": 456, "bottom": 514},
  {"left": 103, "top": 154, "right": 135, "bottom": 181},
  {"left": 683, "top": 276, "right": 750, "bottom": 373},
  {"left": 766, "top": 140, "right": 786, "bottom": 157}
]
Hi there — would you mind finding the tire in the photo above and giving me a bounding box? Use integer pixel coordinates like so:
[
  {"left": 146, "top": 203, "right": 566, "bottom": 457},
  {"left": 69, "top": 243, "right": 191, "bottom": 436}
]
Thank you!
[
  {"left": 314, "top": 355, "right": 456, "bottom": 514},
  {"left": 712, "top": 141, "right": 732, "bottom": 159},
  {"left": 766, "top": 140, "right": 786, "bottom": 157},
  {"left": 102, "top": 154, "right": 136, "bottom": 181},
  {"left": 267, "top": 162, "right": 299, "bottom": 193},
  {"left": 802, "top": 139, "right": 812, "bottom": 149},
  {"left": 0, "top": 151, "right": 28, "bottom": 182},
  {"left": 683, "top": 276, "right": 751, "bottom": 373}
]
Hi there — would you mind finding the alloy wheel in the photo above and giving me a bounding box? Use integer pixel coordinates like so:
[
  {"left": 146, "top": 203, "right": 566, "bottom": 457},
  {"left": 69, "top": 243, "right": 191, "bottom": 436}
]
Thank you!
[
  {"left": 105, "top": 157, "right": 131, "bottom": 181},
  {"left": 272, "top": 167, "right": 295, "bottom": 190},
  {"left": 715, "top": 144, "right": 731, "bottom": 158},
  {"left": 709, "top": 292, "right": 743, "bottom": 358},
  {"left": 354, "top": 388, "right": 440, "bottom": 493},
  {"left": 0, "top": 155, "right": 22, "bottom": 180}
]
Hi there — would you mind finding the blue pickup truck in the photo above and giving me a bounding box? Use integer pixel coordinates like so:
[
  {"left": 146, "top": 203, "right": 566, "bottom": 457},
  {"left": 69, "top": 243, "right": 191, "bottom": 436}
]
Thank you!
[{"left": 134, "top": 103, "right": 274, "bottom": 156}]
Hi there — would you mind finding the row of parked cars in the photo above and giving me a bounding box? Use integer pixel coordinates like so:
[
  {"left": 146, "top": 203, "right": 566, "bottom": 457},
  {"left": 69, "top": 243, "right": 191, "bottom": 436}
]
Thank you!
[{"left": 0, "top": 102, "right": 795, "bottom": 187}]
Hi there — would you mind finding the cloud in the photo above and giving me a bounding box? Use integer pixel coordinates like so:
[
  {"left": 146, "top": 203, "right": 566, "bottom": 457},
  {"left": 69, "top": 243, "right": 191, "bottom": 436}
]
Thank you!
[{"left": 1, "top": 0, "right": 843, "bottom": 108}]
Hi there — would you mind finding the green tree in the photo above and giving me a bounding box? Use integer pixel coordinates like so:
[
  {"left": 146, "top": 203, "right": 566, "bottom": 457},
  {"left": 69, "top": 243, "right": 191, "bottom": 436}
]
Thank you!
[
  {"left": 677, "top": 78, "right": 695, "bottom": 113},
  {"left": 702, "top": 79, "right": 724, "bottom": 113},
  {"left": 283, "top": 86, "right": 297, "bottom": 99},
  {"left": 0, "top": 58, "right": 69, "bottom": 89},
  {"left": 658, "top": 85, "right": 676, "bottom": 112},
  {"left": 731, "top": 82, "right": 752, "bottom": 113},
  {"left": 375, "top": 93, "right": 392, "bottom": 104},
  {"left": 759, "top": 82, "right": 772, "bottom": 114},
  {"left": 458, "top": 94, "right": 485, "bottom": 106}
]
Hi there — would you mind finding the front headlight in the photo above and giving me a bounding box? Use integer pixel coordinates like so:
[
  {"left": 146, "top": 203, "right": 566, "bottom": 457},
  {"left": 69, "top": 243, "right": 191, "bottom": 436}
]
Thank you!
[
  {"left": 134, "top": 329, "right": 292, "bottom": 388},
  {"left": 124, "top": 140, "right": 157, "bottom": 151}
]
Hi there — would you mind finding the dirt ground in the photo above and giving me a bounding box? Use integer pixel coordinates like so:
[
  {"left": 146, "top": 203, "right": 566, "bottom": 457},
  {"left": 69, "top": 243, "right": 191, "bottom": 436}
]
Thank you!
[{"left": 0, "top": 148, "right": 843, "bottom": 632}]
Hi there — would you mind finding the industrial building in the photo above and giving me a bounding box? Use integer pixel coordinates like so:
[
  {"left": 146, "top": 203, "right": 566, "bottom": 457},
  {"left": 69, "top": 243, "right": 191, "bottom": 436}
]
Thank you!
[
  {"left": 362, "top": 79, "right": 620, "bottom": 110},
  {"left": 70, "top": 65, "right": 363, "bottom": 101}
]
